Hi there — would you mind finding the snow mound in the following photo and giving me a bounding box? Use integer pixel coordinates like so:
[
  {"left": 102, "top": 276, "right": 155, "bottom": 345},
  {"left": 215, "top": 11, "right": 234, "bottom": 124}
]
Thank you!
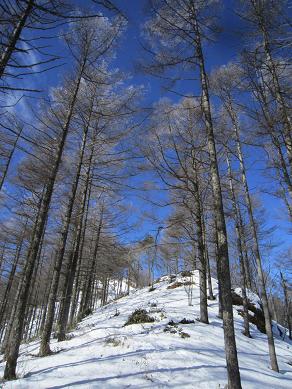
[{"left": 1, "top": 271, "right": 291, "bottom": 388}]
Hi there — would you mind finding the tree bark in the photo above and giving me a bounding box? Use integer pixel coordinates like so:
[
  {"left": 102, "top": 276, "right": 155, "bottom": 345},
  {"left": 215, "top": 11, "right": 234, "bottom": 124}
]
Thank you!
[
  {"left": 3, "top": 61, "right": 84, "bottom": 380},
  {"left": 78, "top": 207, "right": 103, "bottom": 320},
  {"left": 56, "top": 156, "right": 93, "bottom": 342},
  {"left": 202, "top": 215, "right": 215, "bottom": 300},
  {"left": 192, "top": 10, "right": 242, "bottom": 388},
  {"left": 0, "top": 127, "right": 23, "bottom": 192},
  {"left": 280, "top": 272, "right": 291, "bottom": 340},
  {"left": 254, "top": 69, "right": 292, "bottom": 213},
  {"left": 254, "top": 1, "right": 292, "bottom": 174},
  {"left": 39, "top": 102, "right": 90, "bottom": 357},
  {"left": 0, "top": 1, "right": 34, "bottom": 79},
  {"left": 226, "top": 153, "right": 251, "bottom": 338},
  {"left": 0, "top": 230, "right": 25, "bottom": 328},
  {"left": 191, "top": 155, "right": 208, "bottom": 324},
  {"left": 230, "top": 102, "right": 279, "bottom": 372},
  {"left": 68, "top": 182, "right": 92, "bottom": 327},
  {"left": 1, "top": 192, "right": 45, "bottom": 357}
]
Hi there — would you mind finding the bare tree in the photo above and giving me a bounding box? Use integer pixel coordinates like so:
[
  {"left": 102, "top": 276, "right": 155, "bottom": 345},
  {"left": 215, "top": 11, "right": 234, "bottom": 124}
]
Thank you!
[
  {"left": 210, "top": 63, "right": 279, "bottom": 372},
  {"left": 3, "top": 12, "right": 125, "bottom": 379},
  {"left": 143, "top": 2, "right": 241, "bottom": 386}
]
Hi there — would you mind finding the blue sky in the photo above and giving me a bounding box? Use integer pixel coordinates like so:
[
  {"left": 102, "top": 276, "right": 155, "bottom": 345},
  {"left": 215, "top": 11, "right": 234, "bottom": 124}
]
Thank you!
[
  {"left": 3, "top": 0, "right": 291, "bottom": 261},
  {"left": 111, "top": 0, "right": 290, "bottom": 253}
]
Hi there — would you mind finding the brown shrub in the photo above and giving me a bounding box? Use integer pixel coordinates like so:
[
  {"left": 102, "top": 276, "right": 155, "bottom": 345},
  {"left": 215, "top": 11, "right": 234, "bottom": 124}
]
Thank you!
[
  {"left": 180, "top": 270, "right": 192, "bottom": 277},
  {"left": 124, "top": 309, "right": 155, "bottom": 326}
]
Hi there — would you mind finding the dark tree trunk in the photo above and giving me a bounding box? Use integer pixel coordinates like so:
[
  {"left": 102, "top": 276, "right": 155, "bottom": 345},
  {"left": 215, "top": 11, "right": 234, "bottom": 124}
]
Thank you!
[
  {"left": 0, "top": 242, "right": 7, "bottom": 279},
  {"left": 69, "top": 177, "right": 93, "bottom": 326},
  {"left": 0, "top": 1, "right": 34, "bottom": 79},
  {"left": 101, "top": 276, "right": 109, "bottom": 306},
  {"left": 0, "top": 127, "right": 23, "bottom": 192},
  {"left": 253, "top": 69, "right": 292, "bottom": 215},
  {"left": 226, "top": 153, "right": 251, "bottom": 338},
  {"left": 39, "top": 106, "right": 90, "bottom": 356},
  {"left": 191, "top": 155, "right": 208, "bottom": 324},
  {"left": 280, "top": 272, "right": 291, "bottom": 340},
  {"left": 256, "top": 5, "right": 292, "bottom": 173},
  {"left": 192, "top": 13, "right": 241, "bottom": 388},
  {"left": 229, "top": 102, "right": 279, "bottom": 372},
  {"left": 1, "top": 193, "right": 45, "bottom": 357},
  {"left": 3, "top": 61, "right": 84, "bottom": 380},
  {"left": 0, "top": 231, "right": 25, "bottom": 328},
  {"left": 202, "top": 214, "right": 215, "bottom": 300},
  {"left": 78, "top": 208, "right": 103, "bottom": 320},
  {"left": 56, "top": 160, "right": 92, "bottom": 342}
]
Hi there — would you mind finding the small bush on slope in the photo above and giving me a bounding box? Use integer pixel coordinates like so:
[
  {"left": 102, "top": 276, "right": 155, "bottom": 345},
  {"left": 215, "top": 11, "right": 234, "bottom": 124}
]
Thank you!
[
  {"left": 180, "top": 270, "right": 192, "bottom": 277},
  {"left": 168, "top": 319, "right": 195, "bottom": 326},
  {"left": 164, "top": 322, "right": 191, "bottom": 338},
  {"left": 105, "top": 337, "right": 124, "bottom": 347},
  {"left": 179, "top": 318, "right": 195, "bottom": 324},
  {"left": 180, "top": 332, "right": 190, "bottom": 338},
  {"left": 124, "top": 309, "right": 155, "bottom": 326}
]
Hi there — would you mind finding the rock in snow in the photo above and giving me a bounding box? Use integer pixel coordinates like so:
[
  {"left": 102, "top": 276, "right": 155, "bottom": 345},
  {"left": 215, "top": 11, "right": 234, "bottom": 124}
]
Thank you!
[{"left": 1, "top": 271, "right": 291, "bottom": 388}]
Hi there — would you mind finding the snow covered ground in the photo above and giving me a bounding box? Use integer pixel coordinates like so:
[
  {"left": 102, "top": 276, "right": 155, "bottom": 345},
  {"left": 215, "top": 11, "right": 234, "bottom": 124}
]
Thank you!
[{"left": 1, "top": 271, "right": 291, "bottom": 388}]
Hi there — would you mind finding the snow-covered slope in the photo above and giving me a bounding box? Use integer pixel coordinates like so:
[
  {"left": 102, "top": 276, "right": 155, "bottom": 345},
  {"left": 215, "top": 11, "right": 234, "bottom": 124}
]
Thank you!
[{"left": 1, "top": 271, "right": 291, "bottom": 388}]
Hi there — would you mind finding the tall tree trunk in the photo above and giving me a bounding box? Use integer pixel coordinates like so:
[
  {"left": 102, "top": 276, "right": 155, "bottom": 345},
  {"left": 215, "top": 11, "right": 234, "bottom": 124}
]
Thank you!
[
  {"left": 192, "top": 11, "right": 241, "bottom": 388},
  {"left": 25, "top": 246, "right": 46, "bottom": 341},
  {"left": 213, "top": 220, "right": 222, "bottom": 320},
  {"left": 56, "top": 162, "right": 92, "bottom": 341},
  {"left": 39, "top": 107, "right": 90, "bottom": 357},
  {"left": 191, "top": 155, "right": 208, "bottom": 324},
  {"left": 202, "top": 215, "right": 215, "bottom": 300},
  {"left": 0, "top": 229, "right": 25, "bottom": 327},
  {"left": 38, "top": 272, "right": 53, "bottom": 336},
  {"left": 280, "top": 272, "right": 291, "bottom": 340},
  {"left": 0, "top": 127, "right": 23, "bottom": 192},
  {"left": 255, "top": 70, "right": 292, "bottom": 212},
  {"left": 0, "top": 242, "right": 7, "bottom": 279},
  {"left": 1, "top": 192, "right": 45, "bottom": 357},
  {"left": 69, "top": 178, "right": 93, "bottom": 326},
  {"left": 241, "top": 236, "right": 252, "bottom": 291},
  {"left": 254, "top": 1, "right": 292, "bottom": 173},
  {"left": 3, "top": 61, "right": 84, "bottom": 380},
  {"left": 229, "top": 102, "right": 279, "bottom": 372},
  {"left": 0, "top": 1, "right": 34, "bottom": 79},
  {"left": 78, "top": 208, "right": 103, "bottom": 320},
  {"left": 101, "top": 276, "right": 109, "bottom": 306},
  {"left": 226, "top": 153, "right": 251, "bottom": 338},
  {"left": 56, "top": 125, "right": 96, "bottom": 340}
]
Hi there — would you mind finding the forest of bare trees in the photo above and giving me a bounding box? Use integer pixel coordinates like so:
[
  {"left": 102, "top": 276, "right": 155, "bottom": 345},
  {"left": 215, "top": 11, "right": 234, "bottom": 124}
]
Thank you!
[{"left": 0, "top": 1, "right": 290, "bottom": 388}]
